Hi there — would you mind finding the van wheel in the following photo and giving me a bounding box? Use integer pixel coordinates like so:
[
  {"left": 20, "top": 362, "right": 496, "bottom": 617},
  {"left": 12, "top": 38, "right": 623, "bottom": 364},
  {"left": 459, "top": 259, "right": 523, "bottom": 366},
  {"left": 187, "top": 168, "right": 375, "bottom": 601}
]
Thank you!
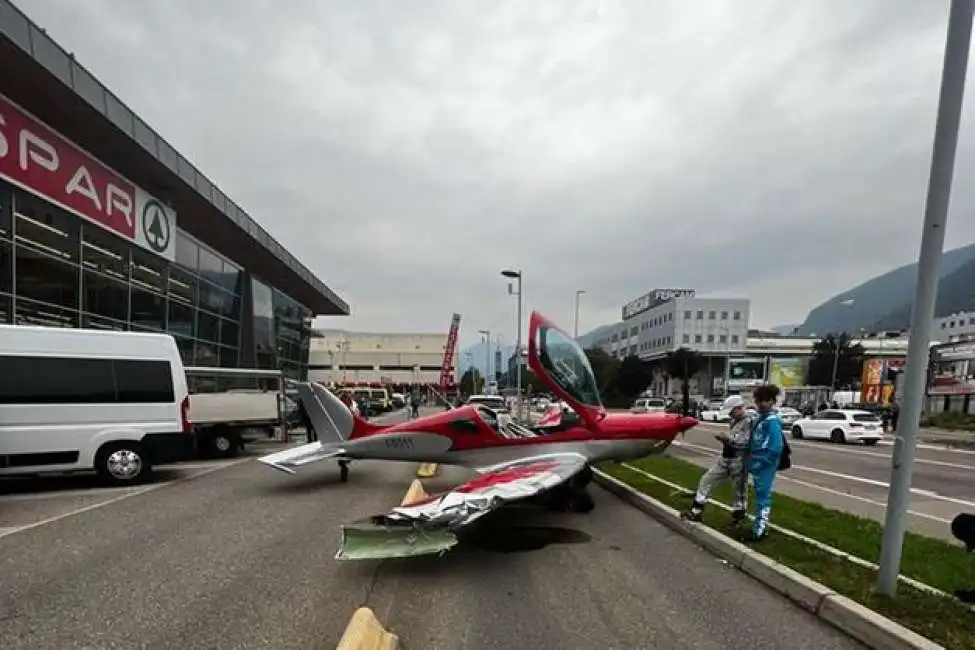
[
  {"left": 209, "top": 430, "right": 240, "bottom": 459},
  {"left": 96, "top": 442, "right": 151, "bottom": 485}
]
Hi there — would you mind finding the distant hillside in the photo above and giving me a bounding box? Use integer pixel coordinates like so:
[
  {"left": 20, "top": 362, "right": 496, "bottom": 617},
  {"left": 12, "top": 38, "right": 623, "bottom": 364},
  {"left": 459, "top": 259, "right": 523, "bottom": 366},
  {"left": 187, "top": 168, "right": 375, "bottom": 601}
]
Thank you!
[{"left": 798, "top": 242, "right": 975, "bottom": 335}]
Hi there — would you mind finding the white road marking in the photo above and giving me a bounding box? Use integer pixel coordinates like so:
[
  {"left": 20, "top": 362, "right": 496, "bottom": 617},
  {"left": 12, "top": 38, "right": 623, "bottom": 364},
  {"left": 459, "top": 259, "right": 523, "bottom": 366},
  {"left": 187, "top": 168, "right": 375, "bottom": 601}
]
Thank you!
[
  {"left": 0, "top": 458, "right": 249, "bottom": 540},
  {"left": 696, "top": 421, "right": 975, "bottom": 455},
  {"left": 0, "top": 460, "right": 240, "bottom": 503},
  {"left": 676, "top": 441, "right": 975, "bottom": 509}
]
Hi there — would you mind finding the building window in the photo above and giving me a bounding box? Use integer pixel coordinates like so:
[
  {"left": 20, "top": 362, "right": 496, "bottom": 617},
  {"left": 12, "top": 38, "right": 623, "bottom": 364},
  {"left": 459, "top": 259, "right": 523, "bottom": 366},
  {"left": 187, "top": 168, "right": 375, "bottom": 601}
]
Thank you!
[
  {"left": 733, "top": 311, "right": 742, "bottom": 320},
  {"left": 707, "top": 334, "right": 714, "bottom": 343},
  {"left": 719, "top": 334, "right": 727, "bottom": 343},
  {"left": 0, "top": 240, "right": 10, "bottom": 295},
  {"left": 83, "top": 270, "right": 129, "bottom": 323},
  {"left": 14, "top": 193, "right": 80, "bottom": 264},
  {"left": 130, "top": 288, "right": 167, "bottom": 332},
  {"left": 684, "top": 310, "right": 692, "bottom": 319},
  {"left": 696, "top": 310, "right": 703, "bottom": 319},
  {"left": 82, "top": 225, "right": 129, "bottom": 279},
  {"left": 731, "top": 335, "right": 740, "bottom": 344},
  {"left": 16, "top": 245, "right": 79, "bottom": 311},
  {"left": 682, "top": 334, "right": 690, "bottom": 343},
  {"left": 694, "top": 334, "right": 702, "bottom": 343},
  {"left": 708, "top": 311, "right": 716, "bottom": 320},
  {"left": 721, "top": 311, "right": 728, "bottom": 320}
]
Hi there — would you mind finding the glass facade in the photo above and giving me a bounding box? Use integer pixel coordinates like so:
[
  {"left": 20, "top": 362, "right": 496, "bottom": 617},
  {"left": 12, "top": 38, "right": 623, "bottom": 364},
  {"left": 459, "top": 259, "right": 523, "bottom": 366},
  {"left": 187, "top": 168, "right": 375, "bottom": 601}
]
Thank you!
[{"left": 0, "top": 181, "right": 313, "bottom": 378}]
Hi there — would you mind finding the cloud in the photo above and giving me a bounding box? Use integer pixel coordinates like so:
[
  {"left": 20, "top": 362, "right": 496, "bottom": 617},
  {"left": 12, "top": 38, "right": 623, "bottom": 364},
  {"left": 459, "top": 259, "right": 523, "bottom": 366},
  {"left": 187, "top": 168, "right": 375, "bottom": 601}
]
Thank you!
[{"left": 17, "top": 0, "right": 975, "bottom": 349}]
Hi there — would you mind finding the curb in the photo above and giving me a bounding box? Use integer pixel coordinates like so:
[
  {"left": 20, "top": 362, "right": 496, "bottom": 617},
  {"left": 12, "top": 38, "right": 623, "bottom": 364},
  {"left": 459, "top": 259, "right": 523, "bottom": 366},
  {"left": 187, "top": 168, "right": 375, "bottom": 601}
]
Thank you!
[
  {"left": 336, "top": 607, "right": 399, "bottom": 650},
  {"left": 416, "top": 463, "right": 439, "bottom": 478},
  {"left": 401, "top": 479, "right": 428, "bottom": 506},
  {"left": 593, "top": 470, "right": 945, "bottom": 650}
]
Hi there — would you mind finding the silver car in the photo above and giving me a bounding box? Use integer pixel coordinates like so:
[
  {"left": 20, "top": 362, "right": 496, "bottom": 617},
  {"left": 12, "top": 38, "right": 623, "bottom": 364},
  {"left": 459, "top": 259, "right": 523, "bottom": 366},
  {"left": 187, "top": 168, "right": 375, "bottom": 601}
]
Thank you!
[{"left": 631, "top": 397, "right": 667, "bottom": 413}]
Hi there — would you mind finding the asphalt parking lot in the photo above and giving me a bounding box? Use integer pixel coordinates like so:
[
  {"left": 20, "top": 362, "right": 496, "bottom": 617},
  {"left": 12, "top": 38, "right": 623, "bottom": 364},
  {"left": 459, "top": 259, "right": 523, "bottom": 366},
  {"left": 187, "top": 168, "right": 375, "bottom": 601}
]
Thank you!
[{"left": 0, "top": 408, "right": 863, "bottom": 650}]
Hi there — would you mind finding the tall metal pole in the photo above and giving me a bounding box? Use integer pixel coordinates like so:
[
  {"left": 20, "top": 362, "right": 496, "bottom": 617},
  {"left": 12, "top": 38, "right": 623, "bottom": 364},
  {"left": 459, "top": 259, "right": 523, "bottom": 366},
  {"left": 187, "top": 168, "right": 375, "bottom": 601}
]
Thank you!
[
  {"left": 830, "top": 337, "right": 841, "bottom": 394},
  {"left": 516, "top": 275, "right": 523, "bottom": 420},
  {"left": 877, "top": 0, "right": 974, "bottom": 596},
  {"left": 574, "top": 289, "right": 585, "bottom": 338}
]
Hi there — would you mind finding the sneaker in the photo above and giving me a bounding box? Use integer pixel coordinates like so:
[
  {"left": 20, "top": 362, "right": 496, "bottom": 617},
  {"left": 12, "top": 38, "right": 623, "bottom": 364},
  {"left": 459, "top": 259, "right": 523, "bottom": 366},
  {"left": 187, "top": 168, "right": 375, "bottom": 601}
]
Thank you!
[
  {"left": 680, "top": 510, "right": 703, "bottom": 522},
  {"left": 743, "top": 530, "right": 767, "bottom": 543}
]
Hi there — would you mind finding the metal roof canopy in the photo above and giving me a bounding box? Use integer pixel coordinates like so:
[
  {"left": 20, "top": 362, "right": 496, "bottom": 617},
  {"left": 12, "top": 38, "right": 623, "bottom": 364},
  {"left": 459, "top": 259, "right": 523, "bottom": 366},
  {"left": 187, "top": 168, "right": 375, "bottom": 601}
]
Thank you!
[{"left": 0, "top": 1, "right": 349, "bottom": 316}]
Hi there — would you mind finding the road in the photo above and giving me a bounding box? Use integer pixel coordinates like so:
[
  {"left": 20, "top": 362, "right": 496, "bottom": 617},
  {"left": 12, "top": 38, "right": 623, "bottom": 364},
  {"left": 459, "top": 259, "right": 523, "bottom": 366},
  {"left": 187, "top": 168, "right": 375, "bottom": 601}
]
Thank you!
[
  {"left": 674, "top": 421, "right": 975, "bottom": 541},
  {"left": 0, "top": 408, "right": 861, "bottom": 649}
]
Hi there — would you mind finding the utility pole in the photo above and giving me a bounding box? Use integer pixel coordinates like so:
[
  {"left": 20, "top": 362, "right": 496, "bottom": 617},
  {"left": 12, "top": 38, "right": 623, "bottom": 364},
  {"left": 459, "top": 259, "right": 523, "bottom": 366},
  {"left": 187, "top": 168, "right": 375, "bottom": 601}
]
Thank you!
[
  {"left": 877, "top": 0, "right": 974, "bottom": 596},
  {"left": 502, "top": 270, "right": 523, "bottom": 420}
]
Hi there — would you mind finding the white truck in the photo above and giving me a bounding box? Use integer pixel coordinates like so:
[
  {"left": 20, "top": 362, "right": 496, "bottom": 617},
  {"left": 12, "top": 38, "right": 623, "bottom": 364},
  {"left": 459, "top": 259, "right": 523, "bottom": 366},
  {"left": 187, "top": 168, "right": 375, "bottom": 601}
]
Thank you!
[{"left": 185, "top": 367, "right": 288, "bottom": 458}]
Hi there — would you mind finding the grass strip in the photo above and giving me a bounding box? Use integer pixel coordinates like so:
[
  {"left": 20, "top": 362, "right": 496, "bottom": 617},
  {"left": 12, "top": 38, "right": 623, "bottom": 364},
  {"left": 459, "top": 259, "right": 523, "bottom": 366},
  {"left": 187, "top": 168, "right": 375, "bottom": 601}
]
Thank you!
[{"left": 600, "top": 455, "right": 975, "bottom": 650}]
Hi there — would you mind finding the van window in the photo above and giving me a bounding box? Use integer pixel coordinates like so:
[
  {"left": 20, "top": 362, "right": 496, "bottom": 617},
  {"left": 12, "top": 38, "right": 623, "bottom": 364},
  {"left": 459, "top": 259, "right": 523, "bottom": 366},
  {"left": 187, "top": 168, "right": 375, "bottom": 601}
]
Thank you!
[{"left": 0, "top": 356, "right": 175, "bottom": 404}]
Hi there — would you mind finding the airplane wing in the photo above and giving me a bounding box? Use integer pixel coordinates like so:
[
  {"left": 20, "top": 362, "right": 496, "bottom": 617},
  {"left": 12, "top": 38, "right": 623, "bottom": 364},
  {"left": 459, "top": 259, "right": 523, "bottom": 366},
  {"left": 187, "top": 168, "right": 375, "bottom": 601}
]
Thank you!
[
  {"left": 336, "top": 453, "right": 588, "bottom": 560},
  {"left": 257, "top": 441, "right": 346, "bottom": 475}
]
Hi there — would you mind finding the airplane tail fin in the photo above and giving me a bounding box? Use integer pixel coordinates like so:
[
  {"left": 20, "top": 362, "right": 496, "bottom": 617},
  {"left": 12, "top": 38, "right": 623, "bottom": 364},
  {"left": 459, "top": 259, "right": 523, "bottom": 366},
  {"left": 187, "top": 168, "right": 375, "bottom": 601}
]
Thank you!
[{"left": 296, "top": 382, "right": 388, "bottom": 442}]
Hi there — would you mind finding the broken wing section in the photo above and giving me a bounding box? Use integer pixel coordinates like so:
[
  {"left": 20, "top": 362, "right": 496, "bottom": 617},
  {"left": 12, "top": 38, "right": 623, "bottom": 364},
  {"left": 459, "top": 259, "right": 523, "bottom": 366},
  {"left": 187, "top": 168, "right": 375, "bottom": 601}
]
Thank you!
[
  {"left": 257, "top": 441, "right": 345, "bottom": 475},
  {"left": 336, "top": 453, "right": 588, "bottom": 560}
]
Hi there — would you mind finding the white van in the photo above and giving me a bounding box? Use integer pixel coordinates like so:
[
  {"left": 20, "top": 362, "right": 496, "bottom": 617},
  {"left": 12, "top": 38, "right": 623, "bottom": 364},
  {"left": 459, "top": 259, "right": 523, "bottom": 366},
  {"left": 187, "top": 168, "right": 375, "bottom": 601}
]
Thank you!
[{"left": 0, "top": 324, "right": 192, "bottom": 484}]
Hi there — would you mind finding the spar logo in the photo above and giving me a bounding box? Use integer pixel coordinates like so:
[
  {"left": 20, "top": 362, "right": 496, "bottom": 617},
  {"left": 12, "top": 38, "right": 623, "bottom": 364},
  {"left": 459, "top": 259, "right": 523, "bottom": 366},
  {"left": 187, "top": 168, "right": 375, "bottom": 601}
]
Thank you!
[{"left": 141, "top": 199, "right": 171, "bottom": 254}]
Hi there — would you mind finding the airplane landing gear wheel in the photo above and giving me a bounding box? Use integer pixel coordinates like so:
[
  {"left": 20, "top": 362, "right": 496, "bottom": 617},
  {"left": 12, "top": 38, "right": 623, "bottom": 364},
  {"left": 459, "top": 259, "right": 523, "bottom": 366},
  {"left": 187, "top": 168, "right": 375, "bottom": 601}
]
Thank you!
[
  {"left": 564, "top": 488, "right": 595, "bottom": 513},
  {"left": 573, "top": 465, "right": 593, "bottom": 489},
  {"left": 338, "top": 460, "right": 350, "bottom": 483}
]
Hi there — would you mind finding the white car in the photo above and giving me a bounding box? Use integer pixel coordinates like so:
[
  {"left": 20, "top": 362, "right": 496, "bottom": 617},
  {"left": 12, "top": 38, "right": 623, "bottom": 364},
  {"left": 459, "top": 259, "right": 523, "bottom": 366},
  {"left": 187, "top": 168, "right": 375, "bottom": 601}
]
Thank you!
[
  {"left": 789, "top": 409, "right": 883, "bottom": 445},
  {"left": 631, "top": 397, "right": 667, "bottom": 413},
  {"left": 702, "top": 406, "right": 757, "bottom": 423},
  {"left": 776, "top": 406, "right": 802, "bottom": 427}
]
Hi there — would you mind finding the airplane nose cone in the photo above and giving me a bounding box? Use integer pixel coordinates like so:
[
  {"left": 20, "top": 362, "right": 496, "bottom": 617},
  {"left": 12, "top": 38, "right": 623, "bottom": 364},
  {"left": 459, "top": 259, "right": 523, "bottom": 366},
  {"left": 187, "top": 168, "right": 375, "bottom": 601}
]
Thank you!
[{"left": 679, "top": 415, "right": 698, "bottom": 431}]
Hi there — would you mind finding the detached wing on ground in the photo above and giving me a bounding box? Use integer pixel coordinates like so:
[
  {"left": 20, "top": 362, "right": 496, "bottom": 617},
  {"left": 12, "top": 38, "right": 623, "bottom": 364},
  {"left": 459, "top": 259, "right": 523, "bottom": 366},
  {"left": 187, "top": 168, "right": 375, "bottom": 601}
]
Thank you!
[
  {"left": 257, "top": 441, "right": 346, "bottom": 475},
  {"left": 336, "top": 453, "right": 589, "bottom": 560}
]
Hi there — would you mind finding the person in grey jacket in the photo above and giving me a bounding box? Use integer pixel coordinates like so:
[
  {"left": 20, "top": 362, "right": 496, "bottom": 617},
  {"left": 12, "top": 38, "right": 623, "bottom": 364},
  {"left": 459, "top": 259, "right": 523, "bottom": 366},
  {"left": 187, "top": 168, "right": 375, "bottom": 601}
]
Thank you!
[{"left": 681, "top": 394, "right": 752, "bottom": 528}]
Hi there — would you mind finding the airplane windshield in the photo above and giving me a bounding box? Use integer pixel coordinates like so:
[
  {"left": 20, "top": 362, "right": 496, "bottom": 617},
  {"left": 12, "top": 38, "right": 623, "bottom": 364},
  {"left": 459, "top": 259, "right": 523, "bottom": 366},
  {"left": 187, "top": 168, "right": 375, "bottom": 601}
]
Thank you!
[{"left": 536, "top": 324, "right": 603, "bottom": 409}]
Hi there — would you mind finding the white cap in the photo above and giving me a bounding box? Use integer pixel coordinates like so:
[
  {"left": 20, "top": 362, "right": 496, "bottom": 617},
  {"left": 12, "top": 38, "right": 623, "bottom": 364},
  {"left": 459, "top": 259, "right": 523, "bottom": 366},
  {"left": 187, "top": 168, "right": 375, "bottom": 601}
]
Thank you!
[{"left": 723, "top": 395, "right": 746, "bottom": 410}]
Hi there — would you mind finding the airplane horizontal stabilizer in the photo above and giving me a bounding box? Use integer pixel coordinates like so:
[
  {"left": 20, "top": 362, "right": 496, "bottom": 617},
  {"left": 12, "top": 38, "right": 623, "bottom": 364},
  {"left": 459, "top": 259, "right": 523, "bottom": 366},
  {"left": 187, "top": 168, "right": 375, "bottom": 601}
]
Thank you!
[
  {"left": 335, "top": 520, "right": 458, "bottom": 561},
  {"left": 257, "top": 441, "right": 345, "bottom": 474}
]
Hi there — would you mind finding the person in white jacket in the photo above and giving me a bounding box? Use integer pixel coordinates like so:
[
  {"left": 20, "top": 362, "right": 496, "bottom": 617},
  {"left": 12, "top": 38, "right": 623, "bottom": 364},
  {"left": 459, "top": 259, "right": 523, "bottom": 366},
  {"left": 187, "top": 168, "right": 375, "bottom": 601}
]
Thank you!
[{"left": 681, "top": 394, "right": 752, "bottom": 528}]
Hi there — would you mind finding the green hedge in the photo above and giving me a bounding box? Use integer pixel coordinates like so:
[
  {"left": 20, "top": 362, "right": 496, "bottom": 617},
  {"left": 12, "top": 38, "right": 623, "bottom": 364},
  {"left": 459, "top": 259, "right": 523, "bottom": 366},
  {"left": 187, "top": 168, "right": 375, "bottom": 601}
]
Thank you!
[{"left": 920, "top": 411, "right": 975, "bottom": 431}]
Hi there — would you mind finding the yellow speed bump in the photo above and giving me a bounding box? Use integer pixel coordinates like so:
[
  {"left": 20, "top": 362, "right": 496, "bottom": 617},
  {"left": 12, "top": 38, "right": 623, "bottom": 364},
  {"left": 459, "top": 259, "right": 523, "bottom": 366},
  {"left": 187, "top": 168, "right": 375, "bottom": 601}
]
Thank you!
[
  {"left": 415, "top": 463, "right": 439, "bottom": 478},
  {"left": 400, "top": 479, "right": 429, "bottom": 506},
  {"left": 336, "top": 607, "right": 399, "bottom": 650}
]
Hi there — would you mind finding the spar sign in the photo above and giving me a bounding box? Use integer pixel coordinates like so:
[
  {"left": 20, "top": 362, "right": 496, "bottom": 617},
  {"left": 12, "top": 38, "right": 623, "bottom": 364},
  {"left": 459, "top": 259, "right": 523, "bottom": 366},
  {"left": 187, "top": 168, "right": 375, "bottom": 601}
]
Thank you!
[{"left": 0, "top": 93, "right": 176, "bottom": 260}]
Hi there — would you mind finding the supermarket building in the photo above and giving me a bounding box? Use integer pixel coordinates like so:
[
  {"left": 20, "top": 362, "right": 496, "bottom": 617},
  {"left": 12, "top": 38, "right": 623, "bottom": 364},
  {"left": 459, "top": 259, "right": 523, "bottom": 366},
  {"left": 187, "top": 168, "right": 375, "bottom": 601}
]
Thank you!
[{"left": 0, "top": 3, "right": 348, "bottom": 378}]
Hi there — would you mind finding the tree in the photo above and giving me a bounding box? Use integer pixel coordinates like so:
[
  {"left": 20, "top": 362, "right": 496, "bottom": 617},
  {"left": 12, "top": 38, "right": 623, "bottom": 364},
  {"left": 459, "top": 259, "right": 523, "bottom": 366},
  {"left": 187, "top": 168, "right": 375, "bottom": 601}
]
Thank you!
[
  {"left": 663, "top": 347, "right": 704, "bottom": 414},
  {"left": 459, "top": 368, "right": 483, "bottom": 395},
  {"left": 807, "top": 334, "right": 865, "bottom": 388},
  {"left": 617, "top": 354, "right": 653, "bottom": 402},
  {"left": 584, "top": 347, "right": 623, "bottom": 405}
]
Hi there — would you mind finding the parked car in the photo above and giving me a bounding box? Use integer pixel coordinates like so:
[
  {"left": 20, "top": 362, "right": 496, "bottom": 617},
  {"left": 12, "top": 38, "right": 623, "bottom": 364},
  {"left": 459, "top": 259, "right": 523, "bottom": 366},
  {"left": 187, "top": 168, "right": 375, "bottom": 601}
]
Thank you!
[
  {"left": 631, "top": 397, "right": 667, "bottom": 413},
  {"left": 775, "top": 406, "right": 802, "bottom": 427},
  {"left": 790, "top": 409, "right": 883, "bottom": 445}
]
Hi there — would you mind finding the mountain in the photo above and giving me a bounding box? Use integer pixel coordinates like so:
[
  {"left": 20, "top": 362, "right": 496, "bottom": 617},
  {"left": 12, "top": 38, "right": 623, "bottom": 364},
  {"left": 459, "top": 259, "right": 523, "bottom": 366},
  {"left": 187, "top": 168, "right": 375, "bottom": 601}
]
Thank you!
[
  {"left": 798, "top": 242, "right": 975, "bottom": 335},
  {"left": 768, "top": 324, "right": 801, "bottom": 336}
]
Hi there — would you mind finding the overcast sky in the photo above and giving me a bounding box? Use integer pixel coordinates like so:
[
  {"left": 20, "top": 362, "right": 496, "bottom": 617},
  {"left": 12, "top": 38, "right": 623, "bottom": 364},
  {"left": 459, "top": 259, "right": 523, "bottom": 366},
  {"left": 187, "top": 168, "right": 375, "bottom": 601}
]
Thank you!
[{"left": 17, "top": 1, "right": 975, "bottom": 349}]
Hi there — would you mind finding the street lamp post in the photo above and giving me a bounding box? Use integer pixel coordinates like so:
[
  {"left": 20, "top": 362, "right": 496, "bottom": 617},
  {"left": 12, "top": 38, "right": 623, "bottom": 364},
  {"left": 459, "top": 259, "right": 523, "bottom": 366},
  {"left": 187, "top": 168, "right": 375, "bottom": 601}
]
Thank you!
[
  {"left": 502, "top": 269, "right": 523, "bottom": 420},
  {"left": 478, "top": 329, "right": 491, "bottom": 388},
  {"left": 574, "top": 289, "right": 585, "bottom": 338},
  {"left": 878, "top": 0, "right": 974, "bottom": 597}
]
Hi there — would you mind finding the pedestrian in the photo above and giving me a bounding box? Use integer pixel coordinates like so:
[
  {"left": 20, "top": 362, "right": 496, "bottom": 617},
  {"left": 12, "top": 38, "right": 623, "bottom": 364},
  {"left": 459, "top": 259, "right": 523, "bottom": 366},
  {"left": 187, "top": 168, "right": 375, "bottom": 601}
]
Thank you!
[
  {"left": 680, "top": 395, "right": 752, "bottom": 528},
  {"left": 744, "top": 383, "right": 787, "bottom": 542},
  {"left": 410, "top": 391, "right": 420, "bottom": 419},
  {"left": 890, "top": 400, "right": 901, "bottom": 432}
]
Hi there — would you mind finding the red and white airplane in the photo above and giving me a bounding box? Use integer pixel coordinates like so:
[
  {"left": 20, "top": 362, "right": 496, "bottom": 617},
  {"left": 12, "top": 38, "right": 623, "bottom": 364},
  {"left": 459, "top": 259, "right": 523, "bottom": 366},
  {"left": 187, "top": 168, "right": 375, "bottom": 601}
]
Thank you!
[{"left": 258, "top": 311, "right": 698, "bottom": 559}]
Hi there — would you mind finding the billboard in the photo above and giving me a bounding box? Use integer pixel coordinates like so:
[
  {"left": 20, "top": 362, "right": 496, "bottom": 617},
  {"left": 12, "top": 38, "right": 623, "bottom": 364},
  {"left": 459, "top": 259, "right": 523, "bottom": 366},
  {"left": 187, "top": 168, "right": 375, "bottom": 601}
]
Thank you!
[
  {"left": 860, "top": 357, "right": 906, "bottom": 404},
  {"left": 622, "top": 288, "right": 695, "bottom": 320},
  {"left": 727, "top": 357, "right": 766, "bottom": 390},
  {"left": 0, "top": 92, "right": 176, "bottom": 260},
  {"left": 929, "top": 342, "right": 975, "bottom": 395},
  {"left": 768, "top": 357, "right": 806, "bottom": 388}
]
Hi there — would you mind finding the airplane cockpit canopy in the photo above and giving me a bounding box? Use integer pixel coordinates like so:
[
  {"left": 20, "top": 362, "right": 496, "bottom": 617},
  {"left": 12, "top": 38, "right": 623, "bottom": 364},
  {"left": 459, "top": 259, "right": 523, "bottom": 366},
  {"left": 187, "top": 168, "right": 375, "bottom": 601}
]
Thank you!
[{"left": 535, "top": 322, "right": 603, "bottom": 410}]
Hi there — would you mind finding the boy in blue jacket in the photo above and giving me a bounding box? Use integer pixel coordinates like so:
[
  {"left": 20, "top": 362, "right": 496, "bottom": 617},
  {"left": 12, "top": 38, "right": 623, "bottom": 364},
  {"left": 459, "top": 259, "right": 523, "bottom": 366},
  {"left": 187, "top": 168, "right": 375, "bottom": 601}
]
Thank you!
[{"left": 745, "top": 383, "right": 784, "bottom": 542}]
